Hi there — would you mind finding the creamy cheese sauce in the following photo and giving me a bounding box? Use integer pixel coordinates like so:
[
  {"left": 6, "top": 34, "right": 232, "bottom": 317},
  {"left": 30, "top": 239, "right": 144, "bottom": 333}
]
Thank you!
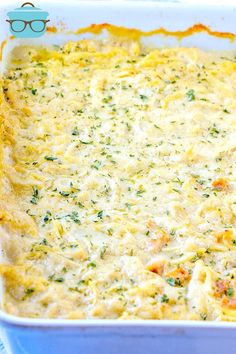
[{"left": 0, "top": 38, "right": 236, "bottom": 320}]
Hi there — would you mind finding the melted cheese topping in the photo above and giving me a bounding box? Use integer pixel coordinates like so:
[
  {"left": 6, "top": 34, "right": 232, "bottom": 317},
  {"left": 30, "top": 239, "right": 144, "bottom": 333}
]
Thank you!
[{"left": 0, "top": 38, "right": 236, "bottom": 320}]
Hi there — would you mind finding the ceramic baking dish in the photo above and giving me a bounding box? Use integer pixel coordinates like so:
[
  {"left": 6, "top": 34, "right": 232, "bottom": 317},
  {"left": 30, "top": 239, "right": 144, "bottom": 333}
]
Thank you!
[{"left": 0, "top": 1, "right": 236, "bottom": 353}]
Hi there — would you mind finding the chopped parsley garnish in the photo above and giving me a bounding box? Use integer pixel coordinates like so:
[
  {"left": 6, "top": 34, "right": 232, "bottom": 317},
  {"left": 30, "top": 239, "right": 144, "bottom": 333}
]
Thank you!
[
  {"left": 166, "top": 277, "right": 176, "bottom": 287},
  {"left": 196, "top": 179, "right": 205, "bottom": 185},
  {"left": 59, "top": 191, "right": 70, "bottom": 197},
  {"left": 107, "top": 228, "right": 113, "bottom": 236},
  {"left": 172, "top": 188, "right": 181, "bottom": 194},
  {"left": 136, "top": 189, "right": 145, "bottom": 196},
  {"left": 186, "top": 89, "right": 195, "bottom": 101},
  {"left": 74, "top": 109, "right": 83, "bottom": 115},
  {"left": 100, "top": 245, "right": 107, "bottom": 259},
  {"left": 87, "top": 262, "right": 96, "bottom": 269},
  {"left": 160, "top": 294, "right": 169, "bottom": 303},
  {"left": 76, "top": 201, "right": 85, "bottom": 209},
  {"left": 31, "top": 88, "right": 37, "bottom": 95},
  {"left": 79, "top": 140, "right": 93, "bottom": 145},
  {"left": 40, "top": 238, "right": 48, "bottom": 245},
  {"left": 91, "top": 160, "right": 102, "bottom": 170},
  {"left": 55, "top": 277, "right": 64, "bottom": 283},
  {"left": 97, "top": 210, "right": 103, "bottom": 219},
  {"left": 72, "top": 127, "right": 80, "bottom": 136},
  {"left": 43, "top": 211, "right": 52, "bottom": 224},
  {"left": 44, "top": 156, "right": 57, "bottom": 161},
  {"left": 209, "top": 125, "right": 220, "bottom": 137},
  {"left": 140, "top": 94, "right": 148, "bottom": 100},
  {"left": 227, "top": 288, "right": 234, "bottom": 297},
  {"left": 125, "top": 202, "right": 132, "bottom": 209},
  {"left": 30, "top": 187, "right": 39, "bottom": 205},
  {"left": 25, "top": 288, "right": 35, "bottom": 295},
  {"left": 102, "top": 96, "right": 112, "bottom": 103},
  {"left": 69, "top": 211, "right": 81, "bottom": 224},
  {"left": 78, "top": 280, "right": 86, "bottom": 286},
  {"left": 166, "top": 277, "right": 181, "bottom": 287}
]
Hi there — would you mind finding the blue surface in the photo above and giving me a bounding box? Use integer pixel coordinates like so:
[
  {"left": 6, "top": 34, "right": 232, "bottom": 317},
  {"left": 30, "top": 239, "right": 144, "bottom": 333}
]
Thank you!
[{"left": 0, "top": 341, "right": 5, "bottom": 354}]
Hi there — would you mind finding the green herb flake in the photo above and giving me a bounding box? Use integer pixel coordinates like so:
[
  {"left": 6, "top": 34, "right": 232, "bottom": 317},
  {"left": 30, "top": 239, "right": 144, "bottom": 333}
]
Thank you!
[
  {"left": 136, "top": 189, "right": 145, "bottom": 196},
  {"left": 30, "top": 186, "right": 39, "bottom": 205},
  {"left": 79, "top": 140, "right": 93, "bottom": 145},
  {"left": 43, "top": 211, "right": 52, "bottom": 224},
  {"left": 100, "top": 245, "right": 107, "bottom": 259},
  {"left": 76, "top": 201, "right": 84, "bottom": 209},
  {"left": 59, "top": 191, "right": 70, "bottom": 197},
  {"left": 78, "top": 280, "right": 86, "bottom": 286},
  {"left": 72, "top": 127, "right": 80, "bottom": 136},
  {"left": 107, "top": 228, "right": 113, "bottom": 236},
  {"left": 91, "top": 160, "right": 102, "bottom": 170},
  {"left": 69, "top": 211, "right": 81, "bottom": 224},
  {"left": 209, "top": 125, "right": 220, "bottom": 138},
  {"left": 166, "top": 277, "right": 176, "bottom": 287},
  {"left": 44, "top": 156, "right": 57, "bottom": 161},
  {"left": 102, "top": 96, "right": 112, "bottom": 104},
  {"left": 160, "top": 294, "right": 169, "bottom": 303},
  {"left": 227, "top": 288, "right": 234, "bottom": 297},
  {"left": 25, "top": 288, "right": 35, "bottom": 295},
  {"left": 172, "top": 188, "right": 181, "bottom": 194},
  {"left": 140, "top": 94, "right": 148, "bottom": 100},
  {"left": 40, "top": 238, "right": 48, "bottom": 245},
  {"left": 97, "top": 210, "right": 104, "bottom": 219},
  {"left": 55, "top": 277, "right": 64, "bottom": 283},
  {"left": 87, "top": 262, "right": 96, "bottom": 269},
  {"left": 186, "top": 89, "right": 195, "bottom": 101}
]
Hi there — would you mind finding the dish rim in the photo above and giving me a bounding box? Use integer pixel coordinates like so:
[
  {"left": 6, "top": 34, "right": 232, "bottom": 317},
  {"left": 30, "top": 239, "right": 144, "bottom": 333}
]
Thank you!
[
  {"left": 1, "top": 0, "right": 236, "bottom": 329},
  {"left": 1, "top": 309, "right": 236, "bottom": 328}
]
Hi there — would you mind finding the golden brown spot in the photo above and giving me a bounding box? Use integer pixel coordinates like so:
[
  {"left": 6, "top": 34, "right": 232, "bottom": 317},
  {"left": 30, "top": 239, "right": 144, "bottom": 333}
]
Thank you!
[
  {"left": 214, "top": 230, "right": 234, "bottom": 244},
  {"left": 75, "top": 23, "right": 235, "bottom": 42},
  {"left": 46, "top": 26, "right": 57, "bottom": 33},
  {"left": 147, "top": 261, "right": 164, "bottom": 275},
  {"left": 165, "top": 267, "right": 191, "bottom": 286},
  {"left": 221, "top": 297, "right": 236, "bottom": 309},
  {"left": 214, "top": 279, "right": 230, "bottom": 298},
  {"left": 146, "top": 221, "right": 170, "bottom": 251},
  {"left": 212, "top": 178, "right": 229, "bottom": 191}
]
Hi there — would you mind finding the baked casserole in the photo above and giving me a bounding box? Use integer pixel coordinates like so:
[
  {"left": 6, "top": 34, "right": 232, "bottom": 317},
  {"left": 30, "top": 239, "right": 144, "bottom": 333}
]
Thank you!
[{"left": 0, "top": 32, "right": 236, "bottom": 321}]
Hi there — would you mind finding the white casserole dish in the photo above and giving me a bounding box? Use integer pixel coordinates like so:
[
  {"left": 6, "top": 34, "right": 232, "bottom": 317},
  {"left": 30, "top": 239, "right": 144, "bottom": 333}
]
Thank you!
[{"left": 0, "top": 1, "right": 236, "bottom": 353}]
